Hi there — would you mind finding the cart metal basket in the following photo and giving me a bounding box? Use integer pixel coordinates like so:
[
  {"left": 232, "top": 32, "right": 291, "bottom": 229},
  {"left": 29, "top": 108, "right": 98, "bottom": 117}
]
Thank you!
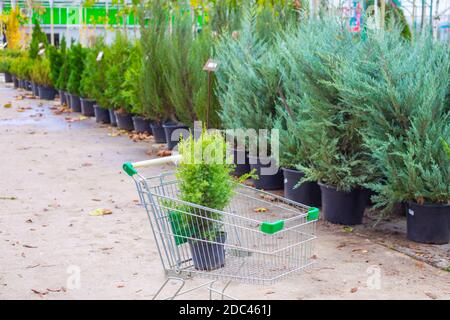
[{"left": 123, "top": 156, "right": 319, "bottom": 299}]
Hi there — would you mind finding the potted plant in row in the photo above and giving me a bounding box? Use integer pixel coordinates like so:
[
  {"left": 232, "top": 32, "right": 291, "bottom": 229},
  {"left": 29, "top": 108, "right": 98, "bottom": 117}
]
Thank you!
[
  {"left": 215, "top": 10, "right": 283, "bottom": 190},
  {"left": 48, "top": 38, "right": 66, "bottom": 105},
  {"left": 0, "top": 56, "right": 13, "bottom": 83},
  {"left": 30, "top": 57, "right": 56, "bottom": 100},
  {"left": 66, "top": 43, "right": 86, "bottom": 112},
  {"left": 56, "top": 41, "right": 70, "bottom": 106},
  {"left": 335, "top": 30, "right": 450, "bottom": 243}
]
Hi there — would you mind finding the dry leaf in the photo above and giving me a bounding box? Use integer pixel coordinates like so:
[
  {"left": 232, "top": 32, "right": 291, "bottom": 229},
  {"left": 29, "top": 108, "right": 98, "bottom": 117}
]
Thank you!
[
  {"left": 89, "top": 208, "right": 112, "bottom": 216},
  {"left": 350, "top": 287, "right": 358, "bottom": 293},
  {"left": 3, "top": 103, "right": 12, "bottom": 108},
  {"left": 254, "top": 207, "right": 268, "bottom": 213}
]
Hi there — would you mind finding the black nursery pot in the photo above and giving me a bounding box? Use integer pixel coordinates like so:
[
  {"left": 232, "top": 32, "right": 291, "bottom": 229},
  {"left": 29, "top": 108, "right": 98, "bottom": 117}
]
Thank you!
[
  {"left": 248, "top": 155, "right": 284, "bottom": 190},
  {"left": 319, "top": 183, "right": 368, "bottom": 225},
  {"left": 132, "top": 116, "right": 151, "bottom": 133},
  {"left": 108, "top": 109, "right": 117, "bottom": 127},
  {"left": 115, "top": 111, "right": 134, "bottom": 131},
  {"left": 150, "top": 122, "right": 167, "bottom": 144},
  {"left": 38, "top": 86, "right": 57, "bottom": 100},
  {"left": 26, "top": 81, "right": 32, "bottom": 91},
  {"left": 94, "top": 105, "right": 110, "bottom": 124},
  {"left": 231, "top": 148, "right": 250, "bottom": 177},
  {"left": 68, "top": 94, "right": 81, "bottom": 112},
  {"left": 163, "top": 123, "right": 189, "bottom": 150},
  {"left": 189, "top": 232, "right": 227, "bottom": 271},
  {"left": 407, "top": 202, "right": 450, "bottom": 245},
  {"left": 19, "top": 79, "right": 26, "bottom": 89},
  {"left": 12, "top": 75, "right": 19, "bottom": 88},
  {"left": 282, "top": 168, "right": 322, "bottom": 207},
  {"left": 31, "top": 82, "right": 39, "bottom": 97},
  {"left": 59, "top": 90, "right": 67, "bottom": 105},
  {"left": 80, "top": 98, "right": 96, "bottom": 117},
  {"left": 4, "top": 72, "right": 13, "bottom": 83}
]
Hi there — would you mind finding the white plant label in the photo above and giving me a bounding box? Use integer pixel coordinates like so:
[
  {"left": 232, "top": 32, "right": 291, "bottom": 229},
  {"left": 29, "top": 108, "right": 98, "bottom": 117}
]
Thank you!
[
  {"left": 38, "top": 48, "right": 45, "bottom": 56},
  {"left": 39, "top": 42, "right": 44, "bottom": 48},
  {"left": 408, "top": 209, "right": 414, "bottom": 216},
  {"left": 96, "top": 51, "right": 104, "bottom": 61},
  {"left": 284, "top": 178, "right": 288, "bottom": 184},
  {"left": 1, "top": 42, "right": 7, "bottom": 49}
]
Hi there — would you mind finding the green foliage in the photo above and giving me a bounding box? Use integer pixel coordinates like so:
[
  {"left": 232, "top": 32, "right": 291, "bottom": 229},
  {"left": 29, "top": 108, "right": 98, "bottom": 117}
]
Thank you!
[
  {"left": 10, "top": 54, "right": 33, "bottom": 80},
  {"left": 165, "top": 13, "right": 219, "bottom": 127},
  {"left": 139, "top": 0, "right": 174, "bottom": 121},
  {"left": 29, "top": 20, "right": 48, "bottom": 59},
  {"left": 176, "top": 130, "right": 234, "bottom": 239},
  {"left": 215, "top": 5, "right": 280, "bottom": 132},
  {"left": 80, "top": 39, "right": 105, "bottom": 99},
  {"left": 121, "top": 42, "right": 144, "bottom": 115},
  {"left": 91, "top": 43, "right": 110, "bottom": 108},
  {"left": 0, "top": 56, "right": 12, "bottom": 73},
  {"left": 56, "top": 39, "right": 70, "bottom": 90},
  {"left": 104, "top": 32, "right": 131, "bottom": 111},
  {"left": 47, "top": 37, "right": 66, "bottom": 89},
  {"left": 334, "top": 30, "right": 450, "bottom": 205},
  {"left": 30, "top": 58, "right": 52, "bottom": 87},
  {"left": 281, "top": 17, "right": 373, "bottom": 191},
  {"left": 67, "top": 43, "right": 86, "bottom": 95}
]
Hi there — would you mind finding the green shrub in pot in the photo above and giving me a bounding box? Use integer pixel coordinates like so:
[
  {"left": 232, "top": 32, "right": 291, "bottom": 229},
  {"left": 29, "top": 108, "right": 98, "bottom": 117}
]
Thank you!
[
  {"left": 121, "top": 41, "right": 144, "bottom": 116},
  {"left": 67, "top": 43, "right": 86, "bottom": 95},
  {"left": 56, "top": 40, "right": 70, "bottom": 91},
  {"left": 80, "top": 39, "right": 105, "bottom": 100},
  {"left": 29, "top": 20, "right": 48, "bottom": 60},
  {"left": 334, "top": 30, "right": 450, "bottom": 242},
  {"left": 48, "top": 37, "right": 66, "bottom": 89}
]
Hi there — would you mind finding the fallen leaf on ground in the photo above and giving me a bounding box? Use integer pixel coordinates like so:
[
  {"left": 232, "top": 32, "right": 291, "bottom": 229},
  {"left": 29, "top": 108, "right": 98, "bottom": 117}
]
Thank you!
[
  {"left": 89, "top": 208, "right": 112, "bottom": 216},
  {"left": 15, "top": 95, "right": 24, "bottom": 100},
  {"left": 0, "top": 196, "right": 17, "bottom": 200},
  {"left": 350, "top": 287, "right": 358, "bottom": 293},
  {"left": 23, "top": 244, "right": 38, "bottom": 249},
  {"left": 343, "top": 227, "right": 354, "bottom": 233},
  {"left": 31, "top": 289, "right": 48, "bottom": 297},
  {"left": 254, "top": 207, "right": 268, "bottom": 213},
  {"left": 156, "top": 150, "right": 172, "bottom": 157},
  {"left": 47, "top": 287, "right": 66, "bottom": 293},
  {"left": 425, "top": 292, "right": 437, "bottom": 300},
  {"left": 3, "top": 103, "right": 12, "bottom": 108}
]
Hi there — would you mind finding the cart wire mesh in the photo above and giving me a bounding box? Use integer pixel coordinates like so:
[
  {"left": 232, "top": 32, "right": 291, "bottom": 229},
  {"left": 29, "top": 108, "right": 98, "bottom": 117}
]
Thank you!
[{"left": 133, "top": 171, "right": 318, "bottom": 286}]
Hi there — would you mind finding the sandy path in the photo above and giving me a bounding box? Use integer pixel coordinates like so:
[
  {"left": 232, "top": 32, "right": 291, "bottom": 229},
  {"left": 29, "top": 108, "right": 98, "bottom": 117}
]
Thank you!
[{"left": 0, "top": 81, "right": 449, "bottom": 300}]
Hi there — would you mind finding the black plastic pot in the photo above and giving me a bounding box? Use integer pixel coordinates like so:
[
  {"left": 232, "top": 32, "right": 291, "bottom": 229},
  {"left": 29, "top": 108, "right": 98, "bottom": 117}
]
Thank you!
[
  {"left": 189, "top": 232, "right": 227, "bottom": 271},
  {"left": 132, "top": 116, "right": 151, "bottom": 133},
  {"left": 282, "top": 168, "right": 322, "bottom": 207},
  {"left": 163, "top": 123, "right": 189, "bottom": 150},
  {"left": 319, "top": 183, "right": 368, "bottom": 225},
  {"left": 115, "top": 111, "right": 134, "bottom": 131},
  {"left": 12, "top": 75, "right": 19, "bottom": 88},
  {"left": 4, "top": 72, "right": 13, "bottom": 83},
  {"left": 26, "top": 81, "right": 32, "bottom": 91},
  {"left": 38, "top": 86, "right": 56, "bottom": 100},
  {"left": 108, "top": 109, "right": 117, "bottom": 127},
  {"left": 19, "top": 79, "right": 26, "bottom": 89},
  {"left": 231, "top": 148, "right": 250, "bottom": 177},
  {"left": 68, "top": 94, "right": 81, "bottom": 112},
  {"left": 150, "top": 122, "right": 167, "bottom": 143},
  {"left": 248, "top": 156, "right": 283, "bottom": 190},
  {"left": 80, "top": 98, "right": 96, "bottom": 117},
  {"left": 31, "top": 82, "right": 39, "bottom": 97},
  {"left": 407, "top": 202, "right": 450, "bottom": 244},
  {"left": 59, "top": 90, "right": 67, "bottom": 105},
  {"left": 94, "top": 105, "right": 110, "bottom": 124}
]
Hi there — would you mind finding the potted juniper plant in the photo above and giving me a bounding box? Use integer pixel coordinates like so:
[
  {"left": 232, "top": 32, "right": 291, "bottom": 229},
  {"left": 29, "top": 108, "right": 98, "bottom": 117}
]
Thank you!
[
  {"left": 90, "top": 42, "right": 111, "bottom": 124},
  {"left": 48, "top": 38, "right": 67, "bottom": 105},
  {"left": 335, "top": 30, "right": 450, "bottom": 243},
  {"left": 175, "top": 130, "right": 240, "bottom": 271},
  {"left": 139, "top": 0, "right": 174, "bottom": 143},
  {"left": 31, "top": 57, "right": 56, "bottom": 100},
  {"left": 66, "top": 43, "right": 86, "bottom": 112},
  {"left": 292, "top": 17, "right": 372, "bottom": 225},
  {"left": 105, "top": 32, "right": 134, "bottom": 131},
  {"left": 79, "top": 41, "right": 105, "bottom": 117},
  {"left": 121, "top": 42, "right": 150, "bottom": 133},
  {"left": 215, "top": 7, "right": 283, "bottom": 189},
  {"left": 56, "top": 40, "right": 70, "bottom": 106}
]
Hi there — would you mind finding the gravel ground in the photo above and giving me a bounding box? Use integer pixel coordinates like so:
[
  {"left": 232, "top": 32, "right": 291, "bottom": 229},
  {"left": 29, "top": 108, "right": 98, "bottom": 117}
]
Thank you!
[{"left": 0, "top": 81, "right": 449, "bottom": 300}]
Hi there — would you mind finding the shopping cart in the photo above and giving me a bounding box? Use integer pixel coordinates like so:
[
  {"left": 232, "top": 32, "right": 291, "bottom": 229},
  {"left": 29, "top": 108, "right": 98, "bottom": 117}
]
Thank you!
[{"left": 123, "top": 155, "right": 319, "bottom": 299}]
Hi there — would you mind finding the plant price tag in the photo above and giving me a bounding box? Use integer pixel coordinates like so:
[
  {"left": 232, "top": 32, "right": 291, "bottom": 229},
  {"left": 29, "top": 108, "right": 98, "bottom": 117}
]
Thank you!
[
  {"left": 38, "top": 48, "right": 45, "bottom": 56},
  {"left": 96, "top": 51, "right": 104, "bottom": 61},
  {"left": 408, "top": 209, "right": 414, "bottom": 216},
  {"left": 39, "top": 42, "right": 44, "bottom": 48}
]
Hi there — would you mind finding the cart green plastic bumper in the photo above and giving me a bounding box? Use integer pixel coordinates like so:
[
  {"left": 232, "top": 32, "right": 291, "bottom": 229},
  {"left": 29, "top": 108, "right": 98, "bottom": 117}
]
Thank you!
[
  {"left": 307, "top": 207, "right": 320, "bottom": 221},
  {"left": 260, "top": 220, "right": 284, "bottom": 234},
  {"left": 123, "top": 162, "right": 137, "bottom": 176}
]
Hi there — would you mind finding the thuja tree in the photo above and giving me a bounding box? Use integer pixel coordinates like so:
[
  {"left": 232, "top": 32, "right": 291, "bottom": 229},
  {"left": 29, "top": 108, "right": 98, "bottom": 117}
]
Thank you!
[
  {"left": 48, "top": 37, "right": 66, "bottom": 89},
  {"left": 139, "top": 0, "right": 174, "bottom": 122},
  {"left": 104, "top": 32, "right": 131, "bottom": 112},
  {"left": 56, "top": 39, "right": 70, "bottom": 90},
  {"left": 121, "top": 41, "right": 145, "bottom": 116},
  {"left": 80, "top": 39, "right": 105, "bottom": 99},
  {"left": 29, "top": 20, "right": 48, "bottom": 59},
  {"left": 67, "top": 43, "right": 86, "bottom": 95},
  {"left": 335, "top": 31, "right": 450, "bottom": 206},
  {"left": 284, "top": 17, "right": 373, "bottom": 191},
  {"left": 165, "top": 13, "right": 219, "bottom": 127}
]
